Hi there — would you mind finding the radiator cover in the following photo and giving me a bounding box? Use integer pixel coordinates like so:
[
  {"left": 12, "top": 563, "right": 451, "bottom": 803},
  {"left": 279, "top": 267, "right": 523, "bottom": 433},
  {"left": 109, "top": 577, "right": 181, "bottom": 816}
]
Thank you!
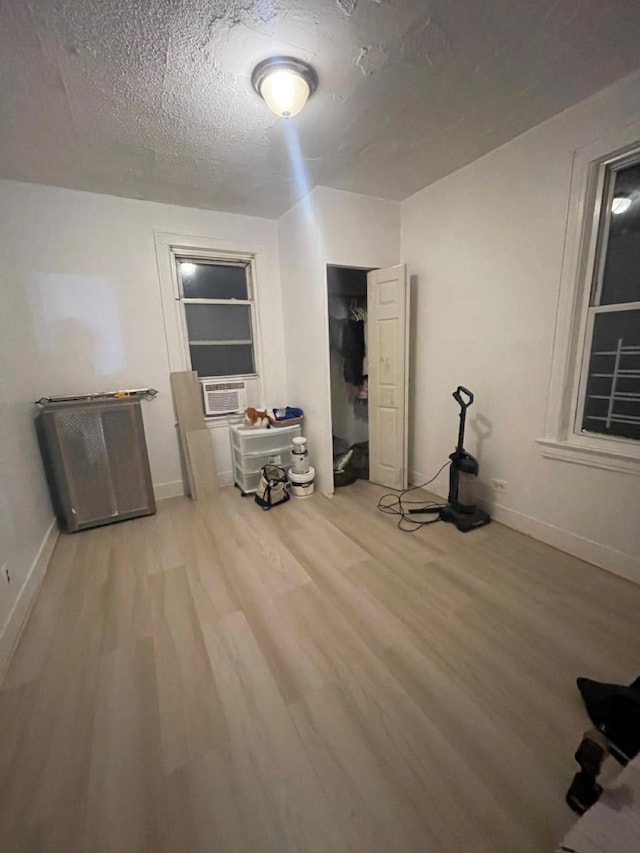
[{"left": 36, "top": 398, "right": 156, "bottom": 532}]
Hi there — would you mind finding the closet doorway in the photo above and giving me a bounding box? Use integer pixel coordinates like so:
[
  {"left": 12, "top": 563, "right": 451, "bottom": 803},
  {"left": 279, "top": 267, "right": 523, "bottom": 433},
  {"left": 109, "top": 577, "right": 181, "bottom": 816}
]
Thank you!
[
  {"left": 328, "top": 265, "right": 371, "bottom": 488},
  {"left": 326, "top": 264, "right": 409, "bottom": 492}
]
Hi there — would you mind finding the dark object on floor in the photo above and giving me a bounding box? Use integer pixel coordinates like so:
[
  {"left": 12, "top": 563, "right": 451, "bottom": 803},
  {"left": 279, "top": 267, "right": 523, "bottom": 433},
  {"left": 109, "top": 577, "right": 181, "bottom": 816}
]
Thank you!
[
  {"left": 577, "top": 676, "right": 640, "bottom": 764},
  {"left": 410, "top": 386, "right": 490, "bottom": 532},
  {"left": 349, "top": 441, "right": 369, "bottom": 480},
  {"left": 566, "top": 730, "right": 609, "bottom": 815},
  {"left": 333, "top": 441, "right": 369, "bottom": 488},
  {"left": 566, "top": 772, "right": 603, "bottom": 816},
  {"left": 334, "top": 467, "right": 357, "bottom": 488}
]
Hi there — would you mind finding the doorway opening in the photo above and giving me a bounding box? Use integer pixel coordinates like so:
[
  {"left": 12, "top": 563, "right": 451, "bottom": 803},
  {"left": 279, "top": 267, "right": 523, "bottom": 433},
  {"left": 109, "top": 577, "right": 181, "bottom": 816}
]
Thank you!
[{"left": 327, "top": 264, "right": 373, "bottom": 489}]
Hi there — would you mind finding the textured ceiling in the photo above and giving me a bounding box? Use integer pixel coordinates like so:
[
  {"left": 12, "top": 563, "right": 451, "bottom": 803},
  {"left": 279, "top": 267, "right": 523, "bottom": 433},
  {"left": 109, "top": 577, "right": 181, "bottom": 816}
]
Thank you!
[{"left": 2, "top": 0, "right": 640, "bottom": 218}]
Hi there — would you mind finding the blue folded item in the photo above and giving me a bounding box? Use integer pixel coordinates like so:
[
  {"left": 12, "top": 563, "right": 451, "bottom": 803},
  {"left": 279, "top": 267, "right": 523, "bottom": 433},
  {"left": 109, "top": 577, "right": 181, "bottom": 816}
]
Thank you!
[{"left": 272, "top": 407, "right": 303, "bottom": 421}]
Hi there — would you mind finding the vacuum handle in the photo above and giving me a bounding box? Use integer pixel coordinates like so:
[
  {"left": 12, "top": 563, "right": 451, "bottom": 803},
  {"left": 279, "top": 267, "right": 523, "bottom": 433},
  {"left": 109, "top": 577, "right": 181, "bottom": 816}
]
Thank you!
[{"left": 453, "top": 386, "right": 474, "bottom": 409}]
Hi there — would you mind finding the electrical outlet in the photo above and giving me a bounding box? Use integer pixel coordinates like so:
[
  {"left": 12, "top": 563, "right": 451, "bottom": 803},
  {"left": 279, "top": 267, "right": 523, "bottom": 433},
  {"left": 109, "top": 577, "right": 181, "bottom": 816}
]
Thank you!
[{"left": 492, "top": 479, "right": 507, "bottom": 492}]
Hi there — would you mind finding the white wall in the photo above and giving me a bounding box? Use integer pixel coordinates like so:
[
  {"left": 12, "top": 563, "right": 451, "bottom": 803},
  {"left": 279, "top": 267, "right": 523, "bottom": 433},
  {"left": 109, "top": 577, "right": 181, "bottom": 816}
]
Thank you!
[
  {"left": 401, "top": 69, "right": 640, "bottom": 582},
  {"left": 0, "top": 180, "right": 288, "bottom": 676},
  {"left": 0, "top": 215, "right": 58, "bottom": 680},
  {"left": 278, "top": 187, "right": 400, "bottom": 493}
]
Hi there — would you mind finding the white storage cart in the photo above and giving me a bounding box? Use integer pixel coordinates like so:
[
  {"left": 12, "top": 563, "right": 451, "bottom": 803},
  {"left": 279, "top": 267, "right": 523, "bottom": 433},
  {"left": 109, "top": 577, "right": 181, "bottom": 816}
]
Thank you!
[{"left": 230, "top": 423, "right": 301, "bottom": 495}]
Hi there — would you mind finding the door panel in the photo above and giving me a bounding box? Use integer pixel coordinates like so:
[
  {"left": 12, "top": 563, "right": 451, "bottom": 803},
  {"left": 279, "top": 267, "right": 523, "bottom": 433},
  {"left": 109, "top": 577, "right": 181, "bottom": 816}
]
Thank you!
[
  {"left": 377, "top": 407, "right": 400, "bottom": 469},
  {"left": 367, "top": 264, "right": 409, "bottom": 489}
]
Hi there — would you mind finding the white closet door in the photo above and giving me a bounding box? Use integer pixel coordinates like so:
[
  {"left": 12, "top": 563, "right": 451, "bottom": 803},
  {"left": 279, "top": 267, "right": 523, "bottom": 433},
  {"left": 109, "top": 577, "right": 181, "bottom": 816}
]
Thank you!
[{"left": 367, "top": 264, "right": 409, "bottom": 490}]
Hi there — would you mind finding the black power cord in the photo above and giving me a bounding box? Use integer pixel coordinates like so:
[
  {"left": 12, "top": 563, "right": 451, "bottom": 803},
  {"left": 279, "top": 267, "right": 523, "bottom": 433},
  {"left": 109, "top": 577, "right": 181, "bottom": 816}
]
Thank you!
[{"left": 377, "top": 460, "right": 450, "bottom": 532}]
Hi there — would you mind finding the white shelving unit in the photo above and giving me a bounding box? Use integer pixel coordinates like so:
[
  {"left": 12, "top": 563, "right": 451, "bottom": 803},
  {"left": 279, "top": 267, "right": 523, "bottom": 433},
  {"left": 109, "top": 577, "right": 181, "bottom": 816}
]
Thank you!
[{"left": 230, "top": 424, "right": 301, "bottom": 495}]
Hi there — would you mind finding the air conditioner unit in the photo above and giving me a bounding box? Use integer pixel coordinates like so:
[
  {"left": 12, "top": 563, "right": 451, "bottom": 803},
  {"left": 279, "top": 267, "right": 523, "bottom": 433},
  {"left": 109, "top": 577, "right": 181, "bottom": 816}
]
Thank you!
[{"left": 201, "top": 379, "right": 248, "bottom": 416}]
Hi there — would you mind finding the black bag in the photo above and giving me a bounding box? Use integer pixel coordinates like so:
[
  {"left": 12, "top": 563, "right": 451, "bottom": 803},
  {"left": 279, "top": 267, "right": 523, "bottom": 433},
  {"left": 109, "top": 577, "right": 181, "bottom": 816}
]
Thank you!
[
  {"left": 577, "top": 676, "right": 640, "bottom": 764},
  {"left": 255, "top": 464, "right": 290, "bottom": 511}
]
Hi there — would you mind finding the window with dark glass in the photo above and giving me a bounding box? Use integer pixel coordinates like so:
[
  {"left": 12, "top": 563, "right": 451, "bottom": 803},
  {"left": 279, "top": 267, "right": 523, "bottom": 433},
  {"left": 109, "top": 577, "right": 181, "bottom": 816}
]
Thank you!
[
  {"left": 176, "top": 260, "right": 256, "bottom": 378},
  {"left": 580, "top": 158, "right": 640, "bottom": 441}
]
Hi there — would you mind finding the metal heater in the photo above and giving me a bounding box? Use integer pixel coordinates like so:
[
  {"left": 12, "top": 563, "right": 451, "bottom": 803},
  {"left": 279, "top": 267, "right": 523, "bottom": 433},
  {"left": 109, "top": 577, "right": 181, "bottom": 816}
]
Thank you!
[{"left": 36, "top": 397, "right": 156, "bottom": 532}]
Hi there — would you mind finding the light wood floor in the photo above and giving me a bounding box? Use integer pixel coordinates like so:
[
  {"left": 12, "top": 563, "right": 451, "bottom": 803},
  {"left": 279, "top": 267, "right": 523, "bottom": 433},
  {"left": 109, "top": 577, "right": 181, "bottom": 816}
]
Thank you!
[{"left": 1, "top": 482, "right": 639, "bottom": 852}]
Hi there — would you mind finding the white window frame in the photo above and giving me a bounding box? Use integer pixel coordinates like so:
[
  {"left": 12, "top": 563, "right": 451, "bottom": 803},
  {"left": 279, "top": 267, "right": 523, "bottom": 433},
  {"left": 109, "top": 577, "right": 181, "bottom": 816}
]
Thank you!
[
  {"left": 539, "top": 119, "right": 640, "bottom": 476},
  {"left": 174, "top": 254, "right": 259, "bottom": 380},
  {"left": 154, "top": 231, "right": 266, "bottom": 414}
]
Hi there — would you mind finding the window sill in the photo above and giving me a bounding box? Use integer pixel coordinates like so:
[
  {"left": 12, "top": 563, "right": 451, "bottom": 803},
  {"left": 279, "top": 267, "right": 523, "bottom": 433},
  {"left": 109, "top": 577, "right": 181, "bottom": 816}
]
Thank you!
[{"left": 537, "top": 438, "right": 640, "bottom": 476}]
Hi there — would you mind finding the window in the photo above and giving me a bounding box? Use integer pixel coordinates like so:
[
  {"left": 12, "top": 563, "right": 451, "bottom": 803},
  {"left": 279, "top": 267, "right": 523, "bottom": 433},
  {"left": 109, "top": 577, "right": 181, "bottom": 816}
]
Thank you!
[
  {"left": 176, "top": 258, "right": 256, "bottom": 379},
  {"left": 577, "top": 156, "right": 640, "bottom": 442},
  {"left": 540, "top": 120, "right": 640, "bottom": 474}
]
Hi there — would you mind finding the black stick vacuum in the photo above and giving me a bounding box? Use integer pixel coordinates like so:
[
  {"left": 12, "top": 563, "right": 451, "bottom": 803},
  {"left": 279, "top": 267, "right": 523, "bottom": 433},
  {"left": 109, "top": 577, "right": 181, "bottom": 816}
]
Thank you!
[{"left": 414, "top": 386, "right": 491, "bottom": 532}]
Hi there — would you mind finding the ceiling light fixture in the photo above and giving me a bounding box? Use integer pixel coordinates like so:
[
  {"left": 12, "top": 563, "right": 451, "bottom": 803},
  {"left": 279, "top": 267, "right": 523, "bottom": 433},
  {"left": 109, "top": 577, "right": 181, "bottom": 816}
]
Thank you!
[
  {"left": 251, "top": 57, "right": 318, "bottom": 119},
  {"left": 611, "top": 194, "right": 632, "bottom": 215}
]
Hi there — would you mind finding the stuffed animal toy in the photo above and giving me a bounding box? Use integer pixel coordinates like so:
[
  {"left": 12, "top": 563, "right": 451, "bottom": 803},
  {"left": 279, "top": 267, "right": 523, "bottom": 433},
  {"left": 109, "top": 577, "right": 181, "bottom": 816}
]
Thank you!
[{"left": 243, "top": 407, "right": 270, "bottom": 428}]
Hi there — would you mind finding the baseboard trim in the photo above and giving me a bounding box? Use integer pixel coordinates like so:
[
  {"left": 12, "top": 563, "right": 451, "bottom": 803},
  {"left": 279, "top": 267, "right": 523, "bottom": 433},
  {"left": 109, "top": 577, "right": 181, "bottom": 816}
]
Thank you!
[
  {"left": 410, "top": 470, "right": 448, "bottom": 492},
  {"left": 154, "top": 474, "right": 233, "bottom": 499},
  {"left": 489, "top": 502, "right": 640, "bottom": 585},
  {"left": 153, "top": 480, "right": 185, "bottom": 500},
  {"left": 409, "top": 469, "right": 639, "bottom": 585},
  {"left": 0, "top": 518, "right": 59, "bottom": 687}
]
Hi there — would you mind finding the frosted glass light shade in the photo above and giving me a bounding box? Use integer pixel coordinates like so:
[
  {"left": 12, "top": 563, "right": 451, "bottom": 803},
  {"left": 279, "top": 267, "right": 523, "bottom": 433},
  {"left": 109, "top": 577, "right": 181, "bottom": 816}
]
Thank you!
[
  {"left": 611, "top": 195, "right": 632, "bottom": 215},
  {"left": 260, "top": 69, "right": 310, "bottom": 118},
  {"left": 252, "top": 57, "right": 317, "bottom": 119}
]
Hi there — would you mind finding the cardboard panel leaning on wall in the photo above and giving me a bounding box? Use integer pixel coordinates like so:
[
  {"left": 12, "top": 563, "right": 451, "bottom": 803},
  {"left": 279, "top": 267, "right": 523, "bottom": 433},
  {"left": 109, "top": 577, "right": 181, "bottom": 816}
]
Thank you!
[{"left": 401, "top": 69, "right": 640, "bottom": 582}]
